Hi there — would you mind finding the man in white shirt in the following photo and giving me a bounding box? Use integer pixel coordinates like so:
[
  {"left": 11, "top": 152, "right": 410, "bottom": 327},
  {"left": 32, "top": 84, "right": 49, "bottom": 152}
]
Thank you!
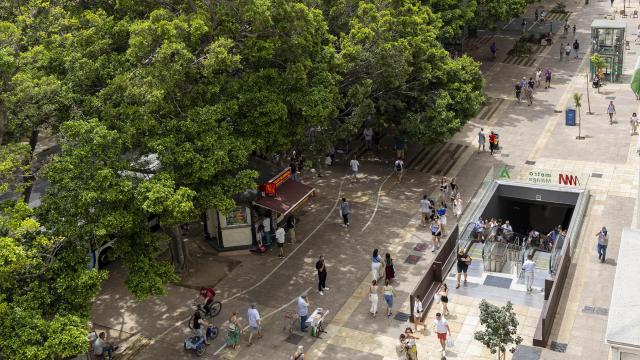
[
  {"left": 297, "top": 295, "right": 309, "bottom": 332},
  {"left": 349, "top": 157, "right": 360, "bottom": 182},
  {"left": 501, "top": 220, "right": 513, "bottom": 241},
  {"left": 419, "top": 195, "right": 432, "bottom": 226},
  {"left": 522, "top": 254, "right": 536, "bottom": 293},
  {"left": 394, "top": 158, "right": 404, "bottom": 183},
  {"left": 93, "top": 332, "right": 118, "bottom": 360},
  {"left": 262, "top": 215, "right": 272, "bottom": 245},
  {"left": 247, "top": 303, "right": 262, "bottom": 346},
  {"left": 276, "top": 225, "right": 286, "bottom": 258},
  {"left": 363, "top": 127, "right": 373, "bottom": 150},
  {"left": 432, "top": 313, "right": 451, "bottom": 356},
  {"left": 413, "top": 295, "right": 424, "bottom": 332}
]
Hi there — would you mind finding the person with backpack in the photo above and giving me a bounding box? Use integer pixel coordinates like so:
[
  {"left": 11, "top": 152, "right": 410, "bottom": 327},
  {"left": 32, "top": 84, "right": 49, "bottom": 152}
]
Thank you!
[
  {"left": 572, "top": 39, "right": 580, "bottom": 59},
  {"left": 394, "top": 158, "right": 404, "bottom": 183},
  {"left": 488, "top": 131, "right": 497, "bottom": 155}
]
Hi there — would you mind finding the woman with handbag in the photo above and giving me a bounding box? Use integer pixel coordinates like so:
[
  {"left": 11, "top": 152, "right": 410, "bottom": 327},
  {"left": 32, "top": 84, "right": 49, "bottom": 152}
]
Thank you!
[
  {"left": 404, "top": 327, "right": 419, "bottom": 360},
  {"left": 438, "top": 283, "right": 450, "bottom": 316}
]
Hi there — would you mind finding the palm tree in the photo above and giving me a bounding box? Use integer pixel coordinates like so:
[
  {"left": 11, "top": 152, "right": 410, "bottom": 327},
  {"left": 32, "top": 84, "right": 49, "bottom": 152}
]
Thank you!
[{"left": 573, "top": 92, "right": 584, "bottom": 139}]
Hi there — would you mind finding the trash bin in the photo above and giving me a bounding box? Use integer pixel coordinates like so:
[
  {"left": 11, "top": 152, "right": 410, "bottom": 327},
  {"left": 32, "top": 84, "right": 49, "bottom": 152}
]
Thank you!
[{"left": 565, "top": 108, "right": 576, "bottom": 126}]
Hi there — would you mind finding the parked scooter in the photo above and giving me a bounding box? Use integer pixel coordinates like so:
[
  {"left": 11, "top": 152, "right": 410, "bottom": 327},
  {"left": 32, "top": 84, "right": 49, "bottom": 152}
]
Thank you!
[{"left": 184, "top": 324, "right": 219, "bottom": 356}]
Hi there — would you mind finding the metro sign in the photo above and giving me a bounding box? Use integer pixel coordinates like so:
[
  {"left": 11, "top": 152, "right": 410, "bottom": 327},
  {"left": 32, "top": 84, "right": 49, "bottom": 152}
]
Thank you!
[{"left": 558, "top": 173, "right": 580, "bottom": 186}]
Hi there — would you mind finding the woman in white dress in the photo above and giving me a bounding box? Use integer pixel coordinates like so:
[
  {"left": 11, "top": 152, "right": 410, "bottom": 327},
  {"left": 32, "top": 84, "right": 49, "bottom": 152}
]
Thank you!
[
  {"left": 453, "top": 193, "right": 462, "bottom": 219},
  {"left": 369, "top": 280, "right": 379, "bottom": 317},
  {"left": 371, "top": 248, "right": 383, "bottom": 281}
]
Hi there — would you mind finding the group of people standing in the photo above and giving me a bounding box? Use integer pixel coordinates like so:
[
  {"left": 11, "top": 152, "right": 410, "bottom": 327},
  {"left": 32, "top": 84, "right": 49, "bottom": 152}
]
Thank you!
[
  {"left": 419, "top": 177, "right": 462, "bottom": 252},
  {"left": 369, "top": 249, "right": 396, "bottom": 317}
]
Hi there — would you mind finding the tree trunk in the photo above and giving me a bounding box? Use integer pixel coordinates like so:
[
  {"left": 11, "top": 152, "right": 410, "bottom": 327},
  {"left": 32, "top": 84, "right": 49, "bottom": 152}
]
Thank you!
[
  {"left": 164, "top": 224, "right": 190, "bottom": 272},
  {"left": 0, "top": 98, "right": 7, "bottom": 145}
]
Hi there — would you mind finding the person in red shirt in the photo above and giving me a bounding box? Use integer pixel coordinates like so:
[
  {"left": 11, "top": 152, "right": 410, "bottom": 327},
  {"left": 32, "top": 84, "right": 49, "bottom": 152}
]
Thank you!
[
  {"left": 488, "top": 131, "right": 497, "bottom": 155},
  {"left": 196, "top": 287, "right": 216, "bottom": 314}
]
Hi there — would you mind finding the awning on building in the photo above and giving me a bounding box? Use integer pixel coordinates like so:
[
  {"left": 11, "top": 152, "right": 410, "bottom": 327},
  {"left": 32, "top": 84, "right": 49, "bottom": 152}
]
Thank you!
[{"left": 254, "top": 179, "right": 315, "bottom": 219}]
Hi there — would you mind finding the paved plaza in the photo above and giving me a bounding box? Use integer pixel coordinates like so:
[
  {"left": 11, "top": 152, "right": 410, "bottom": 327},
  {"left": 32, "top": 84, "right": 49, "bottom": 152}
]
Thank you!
[{"left": 89, "top": 0, "right": 640, "bottom": 359}]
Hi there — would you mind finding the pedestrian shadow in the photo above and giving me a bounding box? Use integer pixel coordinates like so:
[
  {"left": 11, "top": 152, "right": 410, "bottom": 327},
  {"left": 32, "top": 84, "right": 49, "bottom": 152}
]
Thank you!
[{"left": 603, "top": 258, "right": 617, "bottom": 266}]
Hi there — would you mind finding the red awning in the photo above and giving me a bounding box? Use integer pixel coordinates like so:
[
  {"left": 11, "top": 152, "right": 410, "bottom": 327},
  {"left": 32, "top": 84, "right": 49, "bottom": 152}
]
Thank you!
[{"left": 254, "top": 179, "right": 315, "bottom": 216}]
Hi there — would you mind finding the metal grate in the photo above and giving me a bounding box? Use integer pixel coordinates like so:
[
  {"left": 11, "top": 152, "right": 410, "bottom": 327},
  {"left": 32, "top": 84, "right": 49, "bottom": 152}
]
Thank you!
[
  {"left": 550, "top": 341, "right": 567, "bottom": 353},
  {"left": 405, "top": 255, "right": 421, "bottom": 265},
  {"left": 501, "top": 153, "right": 510, "bottom": 157},
  {"left": 484, "top": 275, "right": 513, "bottom": 289},
  {"left": 605, "top": 96, "right": 616, "bottom": 100},
  {"left": 285, "top": 333, "right": 304, "bottom": 345},
  {"left": 413, "top": 243, "right": 428, "bottom": 252},
  {"left": 582, "top": 306, "right": 608, "bottom": 316},
  {"left": 525, "top": 160, "right": 536, "bottom": 165},
  {"left": 591, "top": 173, "right": 603, "bottom": 178},
  {"left": 394, "top": 312, "right": 411, "bottom": 321}
]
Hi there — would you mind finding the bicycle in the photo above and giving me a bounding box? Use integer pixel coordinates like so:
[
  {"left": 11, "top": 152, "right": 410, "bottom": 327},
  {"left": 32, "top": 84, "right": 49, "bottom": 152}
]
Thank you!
[
  {"left": 193, "top": 300, "right": 222, "bottom": 320},
  {"left": 282, "top": 310, "right": 299, "bottom": 334}
]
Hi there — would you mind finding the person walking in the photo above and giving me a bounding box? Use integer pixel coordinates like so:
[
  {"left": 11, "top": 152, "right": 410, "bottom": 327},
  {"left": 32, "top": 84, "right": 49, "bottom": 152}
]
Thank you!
[
  {"left": 596, "top": 226, "right": 609, "bottom": 263},
  {"left": 290, "top": 158, "right": 300, "bottom": 182},
  {"left": 564, "top": 43, "right": 572, "bottom": 59},
  {"left": 297, "top": 295, "right": 309, "bottom": 332},
  {"left": 430, "top": 217, "right": 442, "bottom": 252},
  {"left": 573, "top": 24, "right": 576, "bottom": 36},
  {"left": 607, "top": 101, "right": 616, "bottom": 125},
  {"left": 559, "top": 43, "right": 564, "bottom": 61},
  {"left": 524, "top": 82, "right": 533, "bottom": 106},
  {"left": 291, "top": 345, "right": 306, "bottom": 360},
  {"left": 433, "top": 313, "right": 452, "bottom": 357},
  {"left": 488, "top": 131, "right": 497, "bottom": 155},
  {"left": 573, "top": 39, "right": 580, "bottom": 59},
  {"left": 437, "top": 204, "right": 447, "bottom": 236},
  {"left": 247, "top": 303, "right": 262, "bottom": 346},
  {"left": 275, "top": 224, "right": 286, "bottom": 258},
  {"left": 225, "top": 312, "right": 242, "bottom": 350},
  {"left": 522, "top": 254, "right": 536, "bottom": 293},
  {"left": 478, "top": 128, "right": 486, "bottom": 151},
  {"left": 394, "top": 158, "right": 404, "bottom": 183},
  {"left": 384, "top": 253, "right": 395, "bottom": 283},
  {"left": 544, "top": 67, "right": 552, "bottom": 88},
  {"left": 448, "top": 177, "right": 458, "bottom": 201},
  {"left": 394, "top": 134, "right": 406, "bottom": 159},
  {"left": 420, "top": 195, "right": 432, "bottom": 226},
  {"left": 631, "top": 113, "right": 639, "bottom": 135},
  {"left": 453, "top": 193, "right": 462, "bottom": 219},
  {"left": 383, "top": 279, "right": 394, "bottom": 317},
  {"left": 286, "top": 215, "right": 296, "bottom": 244},
  {"left": 515, "top": 82, "right": 522, "bottom": 102},
  {"left": 490, "top": 41, "right": 497, "bottom": 59},
  {"left": 316, "top": 255, "right": 329, "bottom": 295},
  {"left": 413, "top": 295, "right": 424, "bottom": 332},
  {"left": 521, "top": 18, "right": 527, "bottom": 34},
  {"left": 535, "top": 68, "right": 542, "bottom": 87},
  {"left": 369, "top": 279, "right": 379, "bottom": 317},
  {"left": 404, "top": 328, "right": 420, "bottom": 360},
  {"left": 437, "top": 283, "right": 450, "bottom": 316},
  {"left": 439, "top": 177, "right": 449, "bottom": 206},
  {"left": 528, "top": 77, "right": 535, "bottom": 91},
  {"left": 349, "top": 156, "right": 360, "bottom": 183},
  {"left": 397, "top": 334, "right": 409, "bottom": 360},
  {"left": 371, "top": 249, "right": 383, "bottom": 281},
  {"left": 535, "top": 8, "right": 539, "bottom": 22},
  {"left": 363, "top": 126, "right": 373, "bottom": 150},
  {"left": 262, "top": 214, "right": 272, "bottom": 246},
  {"left": 456, "top": 249, "right": 471, "bottom": 289},
  {"left": 339, "top": 198, "right": 350, "bottom": 227}
]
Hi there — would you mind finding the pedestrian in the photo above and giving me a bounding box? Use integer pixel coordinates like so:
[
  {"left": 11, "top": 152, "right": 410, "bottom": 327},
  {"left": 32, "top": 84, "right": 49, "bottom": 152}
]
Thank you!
[
  {"left": 522, "top": 254, "right": 536, "bottom": 293},
  {"left": 564, "top": 43, "right": 572, "bottom": 58},
  {"left": 490, "top": 41, "right": 497, "bottom": 59},
  {"left": 488, "top": 131, "right": 497, "bottom": 155},
  {"left": 291, "top": 345, "right": 306, "bottom": 360},
  {"left": 607, "top": 101, "right": 616, "bottom": 125},
  {"left": 430, "top": 217, "right": 442, "bottom": 252},
  {"left": 384, "top": 253, "right": 395, "bottom": 283},
  {"left": 515, "top": 82, "right": 522, "bottom": 102},
  {"left": 394, "top": 134, "right": 406, "bottom": 159},
  {"left": 611, "top": 0, "right": 614, "bottom": 6},
  {"left": 438, "top": 177, "right": 449, "bottom": 205},
  {"left": 286, "top": 215, "right": 296, "bottom": 244},
  {"left": 535, "top": 8, "right": 539, "bottom": 21},
  {"left": 404, "top": 328, "right": 420, "bottom": 360},
  {"left": 521, "top": 18, "right": 526, "bottom": 34},
  {"left": 315, "top": 255, "right": 329, "bottom": 295},
  {"left": 369, "top": 279, "right": 379, "bottom": 317},
  {"left": 478, "top": 128, "right": 486, "bottom": 151},
  {"left": 339, "top": 198, "right": 350, "bottom": 227},
  {"left": 383, "top": 279, "right": 394, "bottom": 317},
  {"left": 247, "top": 303, "right": 262, "bottom": 346},
  {"left": 433, "top": 313, "right": 452, "bottom": 357},
  {"left": 631, "top": 113, "right": 639, "bottom": 135},
  {"left": 535, "top": 68, "right": 542, "bottom": 87},
  {"left": 413, "top": 295, "right": 424, "bottom": 332},
  {"left": 262, "top": 213, "right": 272, "bottom": 246},
  {"left": 225, "top": 312, "right": 242, "bottom": 350},
  {"left": 297, "top": 295, "right": 309, "bottom": 332},
  {"left": 573, "top": 24, "right": 576, "bottom": 36},
  {"left": 420, "top": 195, "right": 432, "bottom": 226},
  {"left": 524, "top": 83, "right": 533, "bottom": 106},
  {"left": 545, "top": 67, "right": 552, "bottom": 88},
  {"left": 276, "top": 224, "right": 286, "bottom": 258},
  {"left": 437, "top": 283, "right": 450, "bottom": 316},
  {"left": 394, "top": 157, "right": 404, "bottom": 183},
  {"left": 453, "top": 193, "right": 462, "bottom": 219},
  {"left": 192, "top": 310, "right": 211, "bottom": 345},
  {"left": 437, "top": 204, "right": 447, "bottom": 236},
  {"left": 371, "top": 248, "right": 383, "bottom": 281},
  {"left": 363, "top": 126, "right": 373, "bottom": 150},
  {"left": 528, "top": 77, "right": 535, "bottom": 91},
  {"left": 559, "top": 43, "right": 564, "bottom": 61},
  {"left": 456, "top": 249, "right": 471, "bottom": 289},
  {"left": 349, "top": 156, "right": 360, "bottom": 183},
  {"left": 449, "top": 177, "right": 458, "bottom": 201},
  {"left": 596, "top": 226, "right": 609, "bottom": 263},
  {"left": 397, "top": 334, "right": 409, "bottom": 360},
  {"left": 573, "top": 39, "right": 579, "bottom": 59},
  {"left": 93, "top": 332, "right": 119, "bottom": 360},
  {"left": 290, "top": 158, "right": 299, "bottom": 181}
]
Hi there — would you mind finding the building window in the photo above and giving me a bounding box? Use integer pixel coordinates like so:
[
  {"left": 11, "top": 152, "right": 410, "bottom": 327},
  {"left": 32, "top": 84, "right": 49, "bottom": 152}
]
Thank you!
[{"left": 222, "top": 207, "right": 249, "bottom": 227}]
